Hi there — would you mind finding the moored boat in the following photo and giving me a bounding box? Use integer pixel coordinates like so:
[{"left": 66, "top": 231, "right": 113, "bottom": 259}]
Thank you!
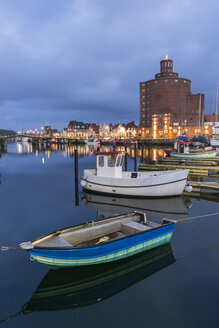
[
  {"left": 170, "top": 148, "right": 217, "bottom": 159},
  {"left": 20, "top": 212, "right": 175, "bottom": 268},
  {"left": 169, "top": 138, "right": 217, "bottom": 159},
  {"left": 80, "top": 151, "right": 189, "bottom": 197},
  {"left": 85, "top": 138, "right": 99, "bottom": 145}
]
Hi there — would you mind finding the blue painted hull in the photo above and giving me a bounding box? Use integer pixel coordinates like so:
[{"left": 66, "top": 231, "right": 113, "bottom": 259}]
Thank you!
[{"left": 27, "top": 223, "right": 175, "bottom": 267}]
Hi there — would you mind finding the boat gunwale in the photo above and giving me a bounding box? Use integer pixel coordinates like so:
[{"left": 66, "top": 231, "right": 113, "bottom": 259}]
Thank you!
[{"left": 31, "top": 214, "right": 175, "bottom": 251}]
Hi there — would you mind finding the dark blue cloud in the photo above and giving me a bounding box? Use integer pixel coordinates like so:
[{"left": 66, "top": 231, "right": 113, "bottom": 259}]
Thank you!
[{"left": 0, "top": 0, "right": 219, "bottom": 130}]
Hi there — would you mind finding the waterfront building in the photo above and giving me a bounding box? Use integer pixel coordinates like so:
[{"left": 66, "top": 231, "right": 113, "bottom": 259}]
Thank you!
[
  {"left": 65, "top": 129, "right": 89, "bottom": 140},
  {"left": 139, "top": 55, "right": 205, "bottom": 139},
  {"left": 99, "top": 124, "right": 111, "bottom": 138}
]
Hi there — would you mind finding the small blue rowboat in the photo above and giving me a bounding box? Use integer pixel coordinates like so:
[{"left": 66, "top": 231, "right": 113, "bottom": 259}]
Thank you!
[{"left": 20, "top": 212, "right": 176, "bottom": 268}]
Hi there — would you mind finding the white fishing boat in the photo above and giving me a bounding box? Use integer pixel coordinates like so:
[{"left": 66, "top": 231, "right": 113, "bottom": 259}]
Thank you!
[
  {"left": 85, "top": 138, "right": 99, "bottom": 146},
  {"left": 210, "top": 82, "right": 219, "bottom": 153},
  {"left": 210, "top": 126, "right": 219, "bottom": 153},
  {"left": 80, "top": 151, "right": 189, "bottom": 197}
]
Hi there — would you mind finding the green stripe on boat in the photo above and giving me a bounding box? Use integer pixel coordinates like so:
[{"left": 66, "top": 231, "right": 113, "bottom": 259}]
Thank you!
[{"left": 30, "top": 232, "right": 173, "bottom": 267}]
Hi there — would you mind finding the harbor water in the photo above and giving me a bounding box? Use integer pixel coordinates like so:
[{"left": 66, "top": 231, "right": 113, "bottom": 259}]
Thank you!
[{"left": 0, "top": 142, "right": 219, "bottom": 328}]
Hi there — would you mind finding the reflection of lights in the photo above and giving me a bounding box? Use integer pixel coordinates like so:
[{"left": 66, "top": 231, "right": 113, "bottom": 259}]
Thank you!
[
  {"left": 42, "top": 158, "right": 45, "bottom": 164},
  {"left": 17, "top": 143, "right": 23, "bottom": 154}
]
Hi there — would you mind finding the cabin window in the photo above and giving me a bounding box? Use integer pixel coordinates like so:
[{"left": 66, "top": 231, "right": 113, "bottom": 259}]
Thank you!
[
  {"left": 120, "top": 155, "right": 124, "bottom": 166},
  {"left": 108, "top": 155, "right": 116, "bottom": 167},
  {"left": 116, "top": 155, "right": 121, "bottom": 167},
  {"left": 99, "top": 156, "right": 104, "bottom": 167}
]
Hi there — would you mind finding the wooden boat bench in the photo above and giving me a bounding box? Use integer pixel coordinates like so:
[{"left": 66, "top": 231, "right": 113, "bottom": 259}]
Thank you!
[{"left": 121, "top": 221, "right": 151, "bottom": 235}]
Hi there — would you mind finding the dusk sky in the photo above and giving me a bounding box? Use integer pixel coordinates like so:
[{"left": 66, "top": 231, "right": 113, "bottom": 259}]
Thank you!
[{"left": 0, "top": 0, "right": 218, "bottom": 131}]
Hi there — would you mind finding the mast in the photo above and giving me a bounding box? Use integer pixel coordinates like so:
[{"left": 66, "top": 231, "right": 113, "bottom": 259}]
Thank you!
[
  {"left": 216, "top": 81, "right": 218, "bottom": 125},
  {"left": 198, "top": 94, "right": 201, "bottom": 133}
]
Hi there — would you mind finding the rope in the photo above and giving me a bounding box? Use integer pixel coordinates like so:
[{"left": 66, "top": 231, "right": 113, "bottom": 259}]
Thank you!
[
  {"left": 177, "top": 211, "right": 219, "bottom": 222},
  {"left": 177, "top": 243, "right": 219, "bottom": 262},
  {"left": 0, "top": 310, "right": 22, "bottom": 324}
]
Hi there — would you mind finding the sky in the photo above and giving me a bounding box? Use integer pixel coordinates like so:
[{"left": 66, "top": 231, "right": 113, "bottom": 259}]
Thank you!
[{"left": 0, "top": 0, "right": 218, "bottom": 131}]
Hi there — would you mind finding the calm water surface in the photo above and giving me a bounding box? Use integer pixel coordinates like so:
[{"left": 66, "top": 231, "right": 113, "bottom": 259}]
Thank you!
[{"left": 0, "top": 142, "right": 219, "bottom": 328}]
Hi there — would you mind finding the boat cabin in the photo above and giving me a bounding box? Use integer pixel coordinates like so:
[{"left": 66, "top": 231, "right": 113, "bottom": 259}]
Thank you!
[
  {"left": 96, "top": 151, "right": 125, "bottom": 178},
  {"left": 174, "top": 140, "right": 191, "bottom": 154}
]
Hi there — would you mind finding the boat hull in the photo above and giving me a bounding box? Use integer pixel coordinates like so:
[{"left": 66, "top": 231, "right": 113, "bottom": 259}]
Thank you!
[
  {"left": 210, "top": 139, "right": 219, "bottom": 147},
  {"left": 81, "top": 170, "right": 189, "bottom": 197},
  {"left": 27, "top": 224, "right": 174, "bottom": 268},
  {"left": 170, "top": 150, "right": 217, "bottom": 159}
]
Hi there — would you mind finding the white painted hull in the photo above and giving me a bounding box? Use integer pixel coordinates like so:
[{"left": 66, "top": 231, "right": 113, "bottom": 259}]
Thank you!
[
  {"left": 210, "top": 139, "right": 219, "bottom": 147},
  {"left": 80, "top": 169, "right": 189, "bottom": 197}
]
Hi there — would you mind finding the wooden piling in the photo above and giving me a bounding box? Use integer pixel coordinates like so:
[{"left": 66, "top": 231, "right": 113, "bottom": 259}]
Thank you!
[
  {"left": 141, "top": 144, "right": 144, "bottom": 163},
  {"left": 125, "top": 144, "right": 127, "bottom": 171},
  {"left": 74, "top": 149, "right": 79, "bottom": 206},
  {"left": 134, "top": 143, "right": 137, "bottom": 171}
]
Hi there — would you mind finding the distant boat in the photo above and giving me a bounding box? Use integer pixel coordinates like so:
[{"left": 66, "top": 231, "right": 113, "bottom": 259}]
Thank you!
[
  {"left": 170, "top": 148, "right": 217, "bottom": 159},
  {"left": 169, "top": 137, "right": 217, "bottom": 159},
  {"left": 22, "top": 244, "right": 175, "bottom": 312},
  {"left": 80, "top": 151, "right": 189, "bottom": 197},
  {"left": 85, "top": 138, "right": 99, "bottom": 146},
  {"left": 20, "top": 211, "right": 175, "bottom": 268},
  {"left": 210, "top": 82, "right": 219, "bottom": 152}
]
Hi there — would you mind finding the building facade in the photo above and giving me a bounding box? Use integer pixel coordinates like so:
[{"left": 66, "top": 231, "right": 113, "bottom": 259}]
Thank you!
[{"left": 139, "top": 55, "right": 205, "bottom": 131}]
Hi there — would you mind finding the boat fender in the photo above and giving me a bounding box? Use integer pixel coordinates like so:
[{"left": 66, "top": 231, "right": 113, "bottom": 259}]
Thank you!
[
  {"left": 184, "top": 183, "right": 193, "bottom": 193},
  {"left": 80, "top": 179, "right": 87, "bottom": 188}
]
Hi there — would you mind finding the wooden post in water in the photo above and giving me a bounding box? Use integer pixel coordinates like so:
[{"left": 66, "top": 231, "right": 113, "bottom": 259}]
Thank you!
[
  {"left": 74, "top": 149, "right": 79, "bottom": 206},
  {"left": 125, "top": 144, "right": 127, "bottom": 171},
  {"left": 141, "top": 144, "right": 144, "bottom": 163},
  {"left": 134, "top": 143, "right": 137, "bottom": 171}
]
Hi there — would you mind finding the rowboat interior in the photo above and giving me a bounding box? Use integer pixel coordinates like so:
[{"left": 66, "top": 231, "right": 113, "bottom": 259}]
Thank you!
[{"left": 32, "top": 212, "right": 169, "bottom": 249}]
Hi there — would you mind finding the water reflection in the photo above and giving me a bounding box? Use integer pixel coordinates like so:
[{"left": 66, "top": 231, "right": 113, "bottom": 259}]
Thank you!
[
  {"left": 14, "top": 142, "right": 165, "bottom": 161},
  {"left": 15, "top": 142, "right": 98, "bottom": 158},
  {"left": 81, "top": 191, "right": 191, "bottom": 221},
  {"left": 23, "top": 244, "right": 175, "bottom": 312}
]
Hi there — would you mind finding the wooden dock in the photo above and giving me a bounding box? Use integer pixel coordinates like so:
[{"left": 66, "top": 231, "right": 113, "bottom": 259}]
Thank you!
[
  {"left": 138, "top": 162, "right": 219, "bottom": 178},
  {"left": 188, "top": 181, "right": 219, "bottom": 191},
  {"left": 158, "top": 156, "right": 219, "bottom": 166},
  {"left": 183, "top": 191, "right": 219, "bottom": 202}
]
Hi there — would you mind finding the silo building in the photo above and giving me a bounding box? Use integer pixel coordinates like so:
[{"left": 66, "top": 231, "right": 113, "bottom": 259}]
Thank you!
[{"left": 139, "top": 55, "right": 205, "bottom": 139}]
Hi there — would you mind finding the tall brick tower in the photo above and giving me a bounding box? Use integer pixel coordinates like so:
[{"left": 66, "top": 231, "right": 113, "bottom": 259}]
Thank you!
[{"left": 139, "top": 55, "right": 204, "bottom": 129}]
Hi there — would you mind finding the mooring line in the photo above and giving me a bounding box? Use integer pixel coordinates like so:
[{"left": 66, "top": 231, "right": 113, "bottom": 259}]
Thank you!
[
  {"left": 177, "top": 211, "right": 219, "bottom": 222},
  {"left": 177, "top": 243, "right": 219, "bottom": 262}
]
